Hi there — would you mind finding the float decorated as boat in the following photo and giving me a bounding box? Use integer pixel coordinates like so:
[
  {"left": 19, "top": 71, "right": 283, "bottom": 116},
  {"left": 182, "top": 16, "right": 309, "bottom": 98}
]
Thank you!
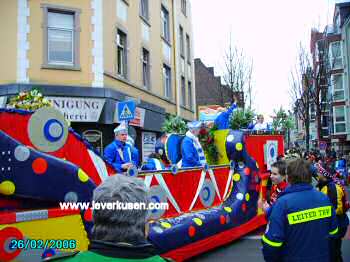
[{"left": 0, "top": 105, "right": 284, "bottom": 261}]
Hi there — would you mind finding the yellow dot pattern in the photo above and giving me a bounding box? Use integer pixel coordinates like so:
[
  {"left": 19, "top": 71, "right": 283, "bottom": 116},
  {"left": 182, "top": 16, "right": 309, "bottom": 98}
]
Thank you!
[
  {"left": 233, "top": 173, "right": 241, "bottom": 182},
  {"left": 224, "top": 207, "right": 232, "bottom": 213},
  {"left": 78, "top": 169, "right": 89, "bottom": 183},
  {"left": 245, "top": 193, "right": 250, "bottom": 201},
  {"left": 193, "top": 218, "right": 203, "bottom": 226},
  {"left": 0, "top": 180, "right": 15, "bottom": 195},
  {"left": 161, "top": 222, "right": 172, "bottom": 229},
  {"left": 236, "top": 143, "right": 243, "bottom": 151}
]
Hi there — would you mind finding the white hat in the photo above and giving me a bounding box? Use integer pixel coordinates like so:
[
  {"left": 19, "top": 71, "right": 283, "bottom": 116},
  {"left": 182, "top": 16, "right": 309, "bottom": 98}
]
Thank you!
[
  {"left": 187, "top": 121, "right": 202, "bottom": 130},
  {"left": 114, "top": 121, "right": 128, "bottom": 134}
]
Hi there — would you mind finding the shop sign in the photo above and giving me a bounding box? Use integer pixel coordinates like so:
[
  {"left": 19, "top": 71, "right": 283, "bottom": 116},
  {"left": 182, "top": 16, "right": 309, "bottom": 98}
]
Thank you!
[
  {"left": 47, "top": 96, "right": 105, "bottom": 122},
  {"left": 142, "top": 132, "right": 156, "bottom": 161},
  {"left": 83, "top": 130, "right": 103, "bottom": 153},
  {"left": 130, "top": 107, "right": 146, "bottom": 127}
]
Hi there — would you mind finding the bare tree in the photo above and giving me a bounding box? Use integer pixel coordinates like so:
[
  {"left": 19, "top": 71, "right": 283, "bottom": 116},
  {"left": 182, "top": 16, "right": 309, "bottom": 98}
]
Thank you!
[
  {"left": 309, "top": 31, "right": 330, "bottom": 145},
  {"left": 290, "top": 44, "right": 313, "bottom": 151},
  {"left": 290, "top": 37, "right": 331, "bottom": 151},
  {"left": 222, "top": 38, "right": 254, "bottom": 109}
]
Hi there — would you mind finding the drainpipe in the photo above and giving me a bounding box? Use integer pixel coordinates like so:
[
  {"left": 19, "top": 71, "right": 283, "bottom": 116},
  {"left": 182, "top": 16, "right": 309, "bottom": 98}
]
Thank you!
[{"left": 171, "top": 0, "right": 181, "bottom": 117}]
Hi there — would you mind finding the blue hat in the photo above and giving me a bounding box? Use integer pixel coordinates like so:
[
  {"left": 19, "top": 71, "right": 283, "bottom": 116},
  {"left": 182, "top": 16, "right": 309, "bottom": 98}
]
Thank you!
[{"left": 187, "top": 121, "right": 202, "bottom": 130}]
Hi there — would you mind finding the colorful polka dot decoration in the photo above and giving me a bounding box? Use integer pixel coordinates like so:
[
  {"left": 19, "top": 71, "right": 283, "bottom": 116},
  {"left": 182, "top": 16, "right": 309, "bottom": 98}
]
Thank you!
[
  {"left": 0, "top": 227, "right": 23, "bottom": 261},
  {"left": 144, "top": 129, "right": 264, "bottom": 255},
  {"left": 28, "top": 107, "right": 69, "bottom": 153},
  {"left": 161, "top": 222, "right": 172, "bottom": 229},
  {"left": 224, "top": 207, "right": 232, "bottom": 213},
  {"left": 233, "top": 173, "right": 241, "bottom": 182},
  {"left": 220, "top": 215, "right": 226, "bottom": 225},
  {"left": 78, "top": 169, "right": 89, "bottom": 183},
  {"left": 84, "top": 208, "right": 93, "bottom": 222},
  {"left": 32, "top": 158, "right": 48, "bottom": 175},
  {"left": 0, "top": 180, "right": 15, "bottom": 195},
  {"left": 242, "top": 202, "right": 247, "bottom": 212},
  {"left": 235, "top": 143, "right": 243, "bottom": 151},
  {"left": 0, "top": 130, "right": 95, "bottom": 203},
  {"left": 188, "top": 225, "right": 196, "bottom": 237},
  {"left": 193, "top": 218, "right": 203, "bottom": 226}
]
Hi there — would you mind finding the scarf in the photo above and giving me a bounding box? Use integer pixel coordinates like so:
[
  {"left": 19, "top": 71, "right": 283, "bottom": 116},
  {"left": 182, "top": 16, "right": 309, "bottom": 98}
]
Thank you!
[{"left": 185, "top": 131, "right": 206, "bottom": 165}]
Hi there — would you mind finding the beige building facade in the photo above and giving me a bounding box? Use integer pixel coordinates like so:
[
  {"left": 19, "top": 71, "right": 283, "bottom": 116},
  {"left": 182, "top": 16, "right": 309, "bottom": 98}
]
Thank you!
[{"left": 0, "top": 0, "right": 196, "bottom": 157}]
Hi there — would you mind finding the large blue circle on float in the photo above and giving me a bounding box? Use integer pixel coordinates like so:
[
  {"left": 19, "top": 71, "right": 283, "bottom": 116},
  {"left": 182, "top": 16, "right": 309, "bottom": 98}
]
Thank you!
[{"left": 44, "top": 119, "right": 64, "bottom": 142}]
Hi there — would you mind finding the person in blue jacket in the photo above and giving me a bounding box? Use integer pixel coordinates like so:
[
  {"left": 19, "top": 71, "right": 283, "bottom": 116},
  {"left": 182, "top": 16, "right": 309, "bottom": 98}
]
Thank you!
[
  {"left": 262, "top": 158, "right": 338, "bottom": 262},
  {"left": 181, "top": 121, "right": 206, "bottom": 168},
  {"left": 104, "top": 122, "right": 135, "bottom": 173},
  {"left": 214, "top": 102, "right": 237, "bottom": 130}
]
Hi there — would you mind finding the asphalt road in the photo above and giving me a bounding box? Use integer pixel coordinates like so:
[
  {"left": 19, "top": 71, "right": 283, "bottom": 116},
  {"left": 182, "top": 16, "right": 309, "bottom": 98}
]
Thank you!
[
  {"left": 190, "top": 232, "right": 350, "bottom": 262},
  {"left": 190, "top": 186, "right": 350, "bottom": 262}
]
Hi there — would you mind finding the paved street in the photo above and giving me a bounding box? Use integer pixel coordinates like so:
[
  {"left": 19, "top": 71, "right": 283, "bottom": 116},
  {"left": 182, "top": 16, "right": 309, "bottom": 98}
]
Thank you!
[
  {"left": 191, "top": 187, "right": 350, "bottom": 262},
  {"left": 190, "top": 227, "right": 350, "bottom": 262}
]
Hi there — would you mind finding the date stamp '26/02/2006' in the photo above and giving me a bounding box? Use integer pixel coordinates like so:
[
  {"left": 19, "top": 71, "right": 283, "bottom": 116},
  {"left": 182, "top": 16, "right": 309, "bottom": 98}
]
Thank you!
[{"left": 10, "top": 239, "right": 77, "bottom": 250}]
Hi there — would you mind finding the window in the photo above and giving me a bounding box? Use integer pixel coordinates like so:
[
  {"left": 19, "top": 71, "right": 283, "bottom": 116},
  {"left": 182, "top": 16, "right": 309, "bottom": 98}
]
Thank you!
[
  {"left": 179, "top": 26, "right": 184, "bottom": 57},
  {"left": 335, "top": 14, "right": 340, "bottom": 33},
  {"left": 117, "top": 30, "right": 127, "bottom": 78},
  {"left": 181, "top": 0, "right": 187, "bottom": 16},
  {"left": 117, "top": 0, "right": 128, "bottom": 22},
  {"left": 181, "top": 76, "right": 186, "bottom": 106},
  {"left": 329, "top": 42, "right": 342, "bottom": 69},
  {"left": 188, "top": 81, "right": 192, "bottom": 109},
  {"left": 142, "top": 48, "right": 150, "bottom": 89},
  {"left": 140, "top": 0, "right": 149, "bottom": 20},
  {"left": 332, "top": 74, "right": 344, "bottom": 101},
  {"left": 322, "top": 115, "right": 329, "bottom": 128},
  {"left": 333, "top": 106, "right": 346, "bottom": 133},
  {"left": 163, "top": 65, "right": 171, "bottom": 99},
  {"left": 161, "top": 6, "right": 170, "bottom": 42},
  {"left": 310, "top": 103, "right": 315, "bottom": 121},
  {"left": 48, "top": 11, "right": 74, "bottom": 65},
  {"left": 186, "top": 34, "right": 191, "bottom": 63},
  {"left": 42, "top": 5, "right": 81, "bottom": 69}
]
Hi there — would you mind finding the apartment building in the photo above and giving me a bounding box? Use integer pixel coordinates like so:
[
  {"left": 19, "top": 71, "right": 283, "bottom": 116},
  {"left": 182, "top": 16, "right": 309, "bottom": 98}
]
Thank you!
[
  {"left": 0, "top": 0, "right": 196, "bottom": 158},
  {"left": 329, "top": 2, "right": 350, "bottom": 152}
]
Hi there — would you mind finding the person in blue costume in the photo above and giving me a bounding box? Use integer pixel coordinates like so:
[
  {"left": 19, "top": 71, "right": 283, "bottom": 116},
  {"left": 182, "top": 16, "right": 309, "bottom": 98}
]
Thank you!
[
  {"left": 141, "top": 153, "right": 165, "bottom": 171},
  {"left": 214, "top": 102, "right": 237, "bottom": 130},
  {"left": 181, "top": 121, "right": 207, "bottom": 168},
  {"left": 104, "top": 122, "right": 135, "bottom": 173},
  {"left": 126, "top": 136, "right": 140, "bottom": 168}
]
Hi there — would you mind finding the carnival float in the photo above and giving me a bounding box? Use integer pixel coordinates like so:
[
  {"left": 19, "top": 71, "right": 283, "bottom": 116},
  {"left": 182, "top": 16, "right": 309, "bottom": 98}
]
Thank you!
[{"left": 0, "top": 91, "right": 285, "bottom": 261}]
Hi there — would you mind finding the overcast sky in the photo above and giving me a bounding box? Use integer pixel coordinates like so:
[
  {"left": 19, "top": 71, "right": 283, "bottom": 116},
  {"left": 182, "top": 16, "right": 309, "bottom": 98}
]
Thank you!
[{"left": 191, "top": 0, "right": 340, "bottom": 119}]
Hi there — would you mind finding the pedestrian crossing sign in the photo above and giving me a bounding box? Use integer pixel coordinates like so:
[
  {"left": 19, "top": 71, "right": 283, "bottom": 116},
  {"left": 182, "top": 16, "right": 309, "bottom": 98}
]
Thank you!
[{"left": 117, "top": 100, "right": 136, "bottom": 121}]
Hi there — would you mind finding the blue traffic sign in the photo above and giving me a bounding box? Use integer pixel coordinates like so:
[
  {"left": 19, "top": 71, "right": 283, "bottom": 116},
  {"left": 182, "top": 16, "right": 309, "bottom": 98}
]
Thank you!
[{"left": 117, "top": 100, "right": 136, "bottom": 121}]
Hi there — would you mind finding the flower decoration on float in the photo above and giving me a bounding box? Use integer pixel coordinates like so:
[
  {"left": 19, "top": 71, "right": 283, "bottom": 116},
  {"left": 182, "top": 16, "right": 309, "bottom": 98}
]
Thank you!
[
  {"left": 198, "top": 124, "right": 219, "bottom": 165},
  {"left": 7, "top": 88, "right": 52, "bottom": 111}
]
